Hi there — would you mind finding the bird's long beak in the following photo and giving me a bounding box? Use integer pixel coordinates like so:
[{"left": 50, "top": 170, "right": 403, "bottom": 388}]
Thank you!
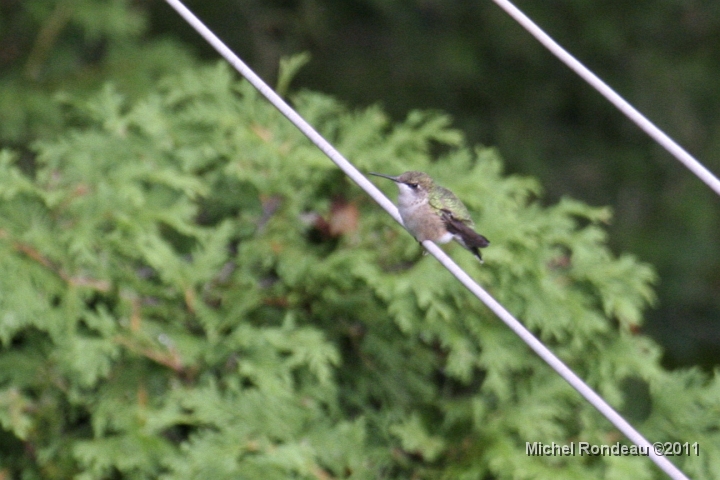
[{"left": 369, "top": 172, "right": 400, "bottom": 182}]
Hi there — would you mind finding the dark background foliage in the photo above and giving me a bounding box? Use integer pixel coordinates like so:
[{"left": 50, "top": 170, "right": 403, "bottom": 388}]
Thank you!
[{"left": 147, "top": 0, "right": 720, "bottom": 367}]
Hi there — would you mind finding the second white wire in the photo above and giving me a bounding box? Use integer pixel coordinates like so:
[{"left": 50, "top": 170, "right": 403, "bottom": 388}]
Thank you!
[{"left": 493, "top": 0, "right": 720, "bottom": 197}]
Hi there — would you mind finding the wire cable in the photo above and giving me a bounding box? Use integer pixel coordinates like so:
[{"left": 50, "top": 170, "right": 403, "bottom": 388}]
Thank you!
[
  {"left": 163, "top": 1, "right": 689, "bottom": 478},
  {"left": 493, "top": 0, "right": 720, "bottom": 197}
]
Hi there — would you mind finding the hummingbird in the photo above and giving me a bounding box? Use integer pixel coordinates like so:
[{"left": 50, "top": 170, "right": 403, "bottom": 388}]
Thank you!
[{"left": 369, "top": 171, "right": 490, "bottom": 262}]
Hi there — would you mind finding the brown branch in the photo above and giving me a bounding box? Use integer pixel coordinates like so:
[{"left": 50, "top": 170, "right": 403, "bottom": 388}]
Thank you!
[
  {"left": 2, "top": 231, "right": 111, "bottom": 292},
  {"left": 113, "top": 335, "right": 184, "bottom": 373},
  {"left": 24, "top": 1, "right": 72, "bottom": 80}
]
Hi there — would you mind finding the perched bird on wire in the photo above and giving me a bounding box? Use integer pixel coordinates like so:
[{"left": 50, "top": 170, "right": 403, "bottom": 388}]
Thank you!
[{"left": 370, "top": 171, "right": 490, "bottom": 262}]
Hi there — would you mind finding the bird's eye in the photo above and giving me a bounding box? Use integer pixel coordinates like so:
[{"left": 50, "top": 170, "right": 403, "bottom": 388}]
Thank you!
[{"left": 408, "top": 183, "right": 419, "bottom": 189}]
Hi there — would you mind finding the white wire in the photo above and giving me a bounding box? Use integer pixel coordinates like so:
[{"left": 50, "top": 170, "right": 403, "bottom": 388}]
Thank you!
[
  {"left": 163, "top": 1, "right": 689, "bottom": 478},
  {"left": 493, "top": 0, "right": 720, "bottom": 198},
  {"left": 164, "top": 0, "right": 400, "bottom": 225},
  {"left": 427, "top": 240, "right": 688, "bottom": 480}
]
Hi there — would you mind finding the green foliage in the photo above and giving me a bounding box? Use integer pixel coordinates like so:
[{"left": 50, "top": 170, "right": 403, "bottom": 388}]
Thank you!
[{"left": 0, "top": 59, "right": 719, "bottom": 480}]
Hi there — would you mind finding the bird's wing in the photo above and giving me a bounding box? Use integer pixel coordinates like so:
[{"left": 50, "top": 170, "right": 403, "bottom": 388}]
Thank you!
[
  {"left": 430, "top": 186, "right": 474, "bottom": 225},
  {"left": 441, "top": 211, "right": 490, "bottom": 248}
]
